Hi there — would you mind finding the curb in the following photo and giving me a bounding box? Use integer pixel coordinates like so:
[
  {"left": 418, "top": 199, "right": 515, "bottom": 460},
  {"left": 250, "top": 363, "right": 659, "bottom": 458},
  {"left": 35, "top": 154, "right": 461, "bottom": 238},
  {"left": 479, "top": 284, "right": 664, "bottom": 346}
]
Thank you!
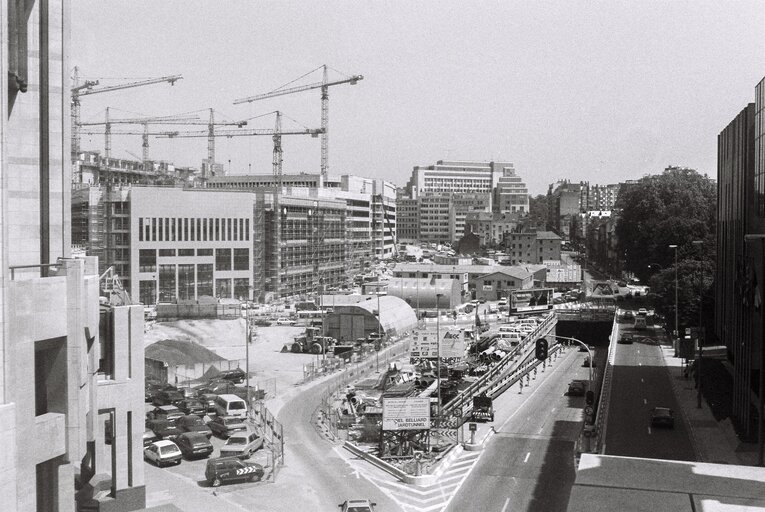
[{"left": 463, "top": 426, "right": 496, "bottom": 451}]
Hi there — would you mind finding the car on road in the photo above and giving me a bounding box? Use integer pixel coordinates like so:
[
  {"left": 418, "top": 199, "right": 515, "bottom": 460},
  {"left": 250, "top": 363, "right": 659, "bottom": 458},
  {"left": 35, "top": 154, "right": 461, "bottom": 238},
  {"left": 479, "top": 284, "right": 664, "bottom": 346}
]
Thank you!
[
  {"left": 220, "top": 431, "right": 264, "bottom": 459},
  {"left": 275, "top": 317, "right": 296, "bottom": 326},
  {"left": 583, "top": 356, "right": 596, "bottom": 367},
  {"left": 208, "top": 415, "right": 247, "bottom": 438},
  {"left": 650, "top": 407, "right": 675, "bottom": 428},
  {"left": 253, "top": 318, "right": 272, "bottom": 327},
  {"left": 638, "top": 308, "right": 648, "bottom": 316},
  {"left": 618, "top": 333, "right": 634, "bottom": 344},
  {"left": 622, "top": 310, "right": 635, "bottom": 321},
  {"left": 567, "top": 380, "right": 586, "bottom": 396},
  {"left": 339, "top": 499, "right": 377, "bottom": 512},
  {"left": 175, "top": 432, "right": 214, "bottom": 459},
  {"left": 205, "top": 456, "right": 264, "bottom": 487},
  {"left": 176, "top": 414, "right": 213, "bottom": 438},
  {"left": 144, "top": 440, "right": 182, "bottom": 467}
]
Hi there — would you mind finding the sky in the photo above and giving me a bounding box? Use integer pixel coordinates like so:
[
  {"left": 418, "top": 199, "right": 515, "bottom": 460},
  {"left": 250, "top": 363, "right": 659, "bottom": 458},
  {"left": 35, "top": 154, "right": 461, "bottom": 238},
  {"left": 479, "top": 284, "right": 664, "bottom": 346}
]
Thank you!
[{"left": 71, "top": 1, "right": 765, "bottom": 195}]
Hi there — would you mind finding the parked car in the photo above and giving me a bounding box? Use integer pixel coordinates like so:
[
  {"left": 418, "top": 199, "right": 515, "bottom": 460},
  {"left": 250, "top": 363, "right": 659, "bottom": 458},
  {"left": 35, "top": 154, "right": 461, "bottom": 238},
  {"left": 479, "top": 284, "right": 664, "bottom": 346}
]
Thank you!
[
  {"left": 276, "top": 317, "right": 296, "bottom": 326},
  {"left": 175, "top": 432, "right": 214, "bottom": 459},
  {"left": 176, "top": 414, "right": 213, "bottom": 438},
  {"left": 622, "top": 310, "right": 635, "bottom": 321},
  {"left": 144, "top": 440, "right": 182, "bottom": 467},
  {"left": 216, "top": 368, "right": 246, "bottom": 383},
  {"left": 205, "top": 456, "right": 264, "bottom": 487},
  {"left": 220, "top": 431, "right": 263, "bottom": 459},
  {"left": 146, "top": 405, "right": 184, "bottom": 424},
  {"left": 650, "top": 407, "right": 675, "bottom": 428},
  {"left": 195, "top": 380, "right": 239, "bottom": 396},
  {"left": 142, "top": 428, "right": 159, "bottom": 447},
  {"left": 254, "top": 319, "right": 272, "bottom": 327},
  {"left": 198, "top": 393, "right": 219, "bottom": 416},
  {"left": 153, "top": 388, "right": 185, "bottom": 407},
  {"left": 177, "top": 399, "right": 206, "bottom": 417},
  {"left": 339, "top": 500, "right": 377, "bottom": 512},
  {"left": 146, "top": 419, "right": 182, "bottom": 441},
  {"left": 208, "top": 415, "right": 247, "bottom": 438},
  {"left": 618, "top": 333, "right": 634, "bottom": 344}
]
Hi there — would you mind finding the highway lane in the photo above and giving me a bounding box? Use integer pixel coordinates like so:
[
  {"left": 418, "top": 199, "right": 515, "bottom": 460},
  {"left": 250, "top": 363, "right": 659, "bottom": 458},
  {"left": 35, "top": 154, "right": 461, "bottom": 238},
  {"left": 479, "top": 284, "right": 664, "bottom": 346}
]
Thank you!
[
  {"left": 446, "top": 346, "right": 588, "bottom": 512},
  {"left": 604, "top": 323, "right": 696, "bottom": 461}
]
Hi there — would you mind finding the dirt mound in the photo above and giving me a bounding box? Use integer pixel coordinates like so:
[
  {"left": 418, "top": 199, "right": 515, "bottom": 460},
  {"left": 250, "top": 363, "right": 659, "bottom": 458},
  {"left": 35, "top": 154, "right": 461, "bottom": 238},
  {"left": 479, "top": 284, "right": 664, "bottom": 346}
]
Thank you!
[{"left": 145, "top": 338, "right": 224, "bottom": 366}]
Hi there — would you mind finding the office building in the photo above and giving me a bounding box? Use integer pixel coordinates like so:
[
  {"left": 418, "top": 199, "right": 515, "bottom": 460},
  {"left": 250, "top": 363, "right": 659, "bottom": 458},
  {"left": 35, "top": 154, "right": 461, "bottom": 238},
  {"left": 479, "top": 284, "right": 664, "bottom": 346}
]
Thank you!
[
  {"left": 1, "top": 3, "right": 145, "bottom": 510},
  {"left": 716, "top": 84, "right": 764, "bottom": 440},
  {"left": 505, "top": 231, "right": 562, "bottom": 264}
]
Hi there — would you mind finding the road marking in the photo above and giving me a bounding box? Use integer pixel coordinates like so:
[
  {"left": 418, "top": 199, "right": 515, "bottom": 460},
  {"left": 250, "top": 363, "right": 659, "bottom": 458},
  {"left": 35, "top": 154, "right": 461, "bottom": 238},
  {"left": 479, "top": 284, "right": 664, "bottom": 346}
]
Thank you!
[
  {"left": 639, "top": 362, "right": 642, "bottom": 366},
  {"left": 523, "top": 452, "right": 530, "bottom": 463},
  {"left": 501, "top": 497, "right": 511, "bottom": 512},
  {"left": 648, "top": 427, "right": 652, "bottom": 435},
  {"left": 641, "top": 378, "right": 644, "bottom": 383},
  {"left": 643, "top": 398, "right": 647, "bottom": 405}
]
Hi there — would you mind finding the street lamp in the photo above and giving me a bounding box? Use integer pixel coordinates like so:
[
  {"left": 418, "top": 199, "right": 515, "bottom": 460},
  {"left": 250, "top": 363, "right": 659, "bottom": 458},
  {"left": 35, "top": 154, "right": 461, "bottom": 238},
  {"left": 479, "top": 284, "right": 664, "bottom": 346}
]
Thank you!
[
  {"left": 547, "top": 335, "right": 592, "bottom": 390},
  {"left": 376, "top": 287, "right": 381, "bottom": 373},
  {"left": 436, "top": 292, "right": 443, "bottom": 416},
  {"left": 692, "top": 240, "right": 704, "bottom": 409},
  {"left": 669, "top": 244, "right": 679, "bottom": 357}
]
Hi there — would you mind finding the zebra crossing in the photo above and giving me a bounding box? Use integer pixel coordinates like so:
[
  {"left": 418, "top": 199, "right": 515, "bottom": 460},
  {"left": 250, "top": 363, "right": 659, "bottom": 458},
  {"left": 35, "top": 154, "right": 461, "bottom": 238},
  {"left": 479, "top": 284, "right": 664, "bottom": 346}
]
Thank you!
[{"left": 349, "top": 449, "right": 483, "bottom": 512}]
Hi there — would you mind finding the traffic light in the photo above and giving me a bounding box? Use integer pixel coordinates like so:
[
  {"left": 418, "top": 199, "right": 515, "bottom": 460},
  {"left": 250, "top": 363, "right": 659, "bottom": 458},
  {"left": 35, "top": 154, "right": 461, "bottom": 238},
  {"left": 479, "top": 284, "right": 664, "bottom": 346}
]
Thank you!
[{"left": 535, "top": 338, "right": 548, "bottom": 360}]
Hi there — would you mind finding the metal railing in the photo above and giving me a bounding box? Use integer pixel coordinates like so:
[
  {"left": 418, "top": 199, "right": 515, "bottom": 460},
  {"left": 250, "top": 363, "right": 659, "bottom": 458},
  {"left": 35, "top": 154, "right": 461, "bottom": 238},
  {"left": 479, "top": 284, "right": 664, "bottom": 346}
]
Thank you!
[{"left": 593, "top": 317, "right": 619, "bottom": 452}]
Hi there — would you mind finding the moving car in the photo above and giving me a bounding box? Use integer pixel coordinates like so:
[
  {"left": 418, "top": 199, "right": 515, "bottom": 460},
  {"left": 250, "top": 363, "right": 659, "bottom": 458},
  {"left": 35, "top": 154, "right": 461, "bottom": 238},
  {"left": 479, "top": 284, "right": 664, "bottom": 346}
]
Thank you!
[
  {"left": 583, "top": 356, "right": 596, "bottom": 368},
  {"left": 208, "top": 415, "right": 247, "bottom": 438},
  {"left": 275, "top": 317, "right": 296, "bottom": 326},
  {"left": 176, "top": 414, "right": 213, "bottom": 438},
  {"left": 144, "top": 440, "right": 182, "bottom": 467},
  {"left": 650, "top": 407, "right": 675, "bottom": 428},
  {"left": 618, "top": 333, "right": 634, "bottom": 344},
  {"left": 175, "top": 432, "right": 214, "bottom": 459},
  {"left": 567, "top": 380, "right": 586, "bottom": 396},
  {"left": 220, "top": 431, "right": 264, "bottom": 459},
  {"left": 205, "top": 456, "right": 264, "bottom": 487},
  {"left": 339, "top": 499, "right": 377, "bottom": 512}
]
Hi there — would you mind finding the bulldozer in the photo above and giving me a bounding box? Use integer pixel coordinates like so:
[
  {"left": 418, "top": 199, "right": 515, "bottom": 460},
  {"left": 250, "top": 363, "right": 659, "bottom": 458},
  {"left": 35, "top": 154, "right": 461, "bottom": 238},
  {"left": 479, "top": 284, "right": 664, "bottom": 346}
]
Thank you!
[{"left": 286, "top": 326, "right": 336, "bottom": 354}]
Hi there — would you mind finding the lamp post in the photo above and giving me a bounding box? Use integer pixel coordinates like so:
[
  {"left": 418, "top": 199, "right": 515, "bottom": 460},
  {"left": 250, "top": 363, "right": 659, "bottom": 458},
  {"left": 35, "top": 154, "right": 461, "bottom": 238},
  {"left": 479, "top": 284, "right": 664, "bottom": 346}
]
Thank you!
[
  {"left": 547, "top": 335, "right": 592, "bottom": 390},
  {"left": 692, "top": 240, "right": 704, "bottom": 409},
  {"left": 436, "top": 292, "right": 443, "bottom": 416},
  {"left": 744, "top": 234, "right": 765, "bottom": 466},
  {"left": 669, "top": 244, "right": 679, "bottom": 357},
  {"left": 376, "top": 287, "right": 381, "bottom": 373}
]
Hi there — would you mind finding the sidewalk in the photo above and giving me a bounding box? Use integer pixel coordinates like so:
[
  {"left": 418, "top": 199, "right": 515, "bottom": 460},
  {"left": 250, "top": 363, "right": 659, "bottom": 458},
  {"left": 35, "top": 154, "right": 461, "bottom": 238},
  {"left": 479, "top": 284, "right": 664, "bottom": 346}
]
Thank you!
[{"left": 658, "top": 339, "right": 760, "bottom": 466}]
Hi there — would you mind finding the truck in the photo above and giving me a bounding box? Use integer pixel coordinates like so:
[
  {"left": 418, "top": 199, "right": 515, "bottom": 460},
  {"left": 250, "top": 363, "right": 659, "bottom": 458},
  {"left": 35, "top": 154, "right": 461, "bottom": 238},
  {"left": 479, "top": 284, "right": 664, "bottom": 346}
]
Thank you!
[
  {"left": 471, "top": 395, "right": 494, "bottom": 422},
  {"left": 286, "top": 326, "right": 336, "bottom": 354}
]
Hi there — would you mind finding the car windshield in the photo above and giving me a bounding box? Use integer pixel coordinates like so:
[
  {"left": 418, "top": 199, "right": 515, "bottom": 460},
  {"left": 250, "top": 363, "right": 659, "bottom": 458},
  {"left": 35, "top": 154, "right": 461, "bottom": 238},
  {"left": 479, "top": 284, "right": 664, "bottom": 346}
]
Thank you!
[
  {"left": 226, "top": 437, "right": 246, "bottom": 445},
  {"left": 229, "top": 402, "right": 246, "bottom": 410},
  {"left": 347, "top": 507, "right": 372, "bottom": 512},
  {"left": 224, "top": 418, "right": 242, "bottom": 425}
]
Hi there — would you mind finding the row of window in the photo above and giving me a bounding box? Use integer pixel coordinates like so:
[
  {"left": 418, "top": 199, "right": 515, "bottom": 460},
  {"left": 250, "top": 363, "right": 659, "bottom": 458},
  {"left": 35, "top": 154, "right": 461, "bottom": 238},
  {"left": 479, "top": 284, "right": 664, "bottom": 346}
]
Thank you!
[
  {"left": 139, "top": 270, "right": 251, "bottom": 304},
  {"left": 138, "top": 248, "right": 250, "bottom": 272},
  {"left": 138, "top": 217, "right": 250, "bottom": 243}
]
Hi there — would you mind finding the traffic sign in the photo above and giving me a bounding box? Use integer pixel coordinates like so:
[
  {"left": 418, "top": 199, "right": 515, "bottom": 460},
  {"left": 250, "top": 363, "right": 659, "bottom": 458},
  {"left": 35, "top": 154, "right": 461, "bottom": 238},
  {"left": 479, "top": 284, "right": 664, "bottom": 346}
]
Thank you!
[{"left": 469, "top": 423, "right": 477, "bottom": 432}]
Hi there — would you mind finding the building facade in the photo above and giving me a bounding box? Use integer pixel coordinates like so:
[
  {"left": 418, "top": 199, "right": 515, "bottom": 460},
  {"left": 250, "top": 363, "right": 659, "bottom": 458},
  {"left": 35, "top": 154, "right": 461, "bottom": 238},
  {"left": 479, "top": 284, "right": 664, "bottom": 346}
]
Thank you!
[
  {"left": 505, "top": 231, "right": 562, "bottom": 265},
  {"left": 716, "top": 94, "right": 764, "bottom": 439},
  {"left": 464, "top": 212, "right": 521, "bottom": 247},
  {"left": 1, "top": 3, "right": 145, "bottom": 510}
]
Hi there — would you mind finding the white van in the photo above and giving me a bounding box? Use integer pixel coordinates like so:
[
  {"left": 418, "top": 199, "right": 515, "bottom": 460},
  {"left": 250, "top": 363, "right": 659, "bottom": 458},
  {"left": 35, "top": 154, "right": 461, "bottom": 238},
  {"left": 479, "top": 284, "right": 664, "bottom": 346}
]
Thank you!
[
  {"left": 498, "top": 326, "right": 516, "bottom": 333},
  {"left": 214, "top": 394, "right": 248, "bottom": 419}
]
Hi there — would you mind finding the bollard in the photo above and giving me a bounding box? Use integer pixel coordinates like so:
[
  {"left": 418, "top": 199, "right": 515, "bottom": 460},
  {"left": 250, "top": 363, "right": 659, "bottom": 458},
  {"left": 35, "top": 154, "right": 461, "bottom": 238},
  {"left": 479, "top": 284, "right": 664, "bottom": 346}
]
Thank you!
[{"left": 519, "top": 380, "right": 523, "bottom": 394}]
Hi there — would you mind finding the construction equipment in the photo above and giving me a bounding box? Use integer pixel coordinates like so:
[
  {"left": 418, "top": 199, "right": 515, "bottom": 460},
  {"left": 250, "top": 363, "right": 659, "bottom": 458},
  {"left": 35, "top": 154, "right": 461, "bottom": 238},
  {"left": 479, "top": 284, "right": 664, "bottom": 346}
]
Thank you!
[
  {"left": 99, "top": 267, "right": 132, "bottom": 306},
  {"left": 233, "top": 64, "right": 363, "bottom": 179},
  {"left": 285, "top": 326, "right": 336, "bottom": 354},
  {"left": 71, "top": 67, "right": 182, "bottom": 155}
]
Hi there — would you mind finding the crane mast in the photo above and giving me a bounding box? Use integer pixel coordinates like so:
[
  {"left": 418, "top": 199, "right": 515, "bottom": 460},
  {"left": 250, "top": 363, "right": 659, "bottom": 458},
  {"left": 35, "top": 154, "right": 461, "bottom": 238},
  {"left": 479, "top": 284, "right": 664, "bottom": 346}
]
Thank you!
[{"left": 233, "top": 64, "right": 362, "bottom": 180}]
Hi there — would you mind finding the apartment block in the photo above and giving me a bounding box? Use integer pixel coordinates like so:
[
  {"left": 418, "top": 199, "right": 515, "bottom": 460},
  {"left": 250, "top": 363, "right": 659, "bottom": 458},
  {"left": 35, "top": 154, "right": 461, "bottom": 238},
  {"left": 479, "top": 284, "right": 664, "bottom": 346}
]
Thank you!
[
  {"left": 1, "top": 3, "right": 145, "bottom": 510},
  {"left": 464, "top": 212, "right": 521, "bottom": 247},
  {"left": 505, "top": 231, "right": 562, "bottom": 264}
]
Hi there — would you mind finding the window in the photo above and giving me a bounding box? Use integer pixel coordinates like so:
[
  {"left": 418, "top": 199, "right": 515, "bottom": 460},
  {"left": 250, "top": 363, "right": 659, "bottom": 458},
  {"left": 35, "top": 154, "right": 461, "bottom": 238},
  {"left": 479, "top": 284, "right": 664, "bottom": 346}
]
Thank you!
[
  {"left": 159, "top": 249, "right": 176, "bottom": 257},
  {"left": 227, "top": 218, "right": 232, "bottom": 241},
  {"left": 178, "top": 264, "right": 195, "bottom": 301},
  {"left": 216, "top": 248, "right": 232, "bottom": 271},
  {"left": 234, "top": 278, "right": 250, "bottom": 300},
  {"left": 170, "top": 218, "right": 176, "bottom": 241},
  {"left": 139, "top": 249, "right": 156, "bottom": 272},
  {"left": 197, "top": 264, "right": 213, "bottom": 298},
  {"left": 233, "top": 248, "right": 249, "bottom": 270},
  {"left": 197, "top": 248, "right": 213, "bottom": 257},
  {"left": 215, "top": 219, "right": 220, "bottom": 240},
  {"left": 139, "top": 280, "right": 156, "bottom": 306},
  {"left": 139, "top": 218, "right": 144, "bottom": 241},
  {"left": 158, "top": 265, "right": 176, "bottom": 302},
  {"left": 216, "top": 278, "right": 232, "bottom": 298},
  {"left": 178, "top": 248, "right": 194, "bottom": 257},
  {"left": 202, "top": 218, "right": 208, "bottom": 241}
]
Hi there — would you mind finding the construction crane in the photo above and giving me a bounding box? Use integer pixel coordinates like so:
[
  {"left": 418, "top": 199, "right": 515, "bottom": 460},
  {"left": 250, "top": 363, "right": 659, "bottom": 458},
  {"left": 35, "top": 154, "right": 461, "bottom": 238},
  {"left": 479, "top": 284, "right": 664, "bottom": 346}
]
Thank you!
[
  {"left": 233, "top": 64, "right": 363, "bottom": 179},
  {"left": 71, "top": 66, "right": 182, "bottom": 155},
  {"left": 78, "top": 128, "right": 181, "bottom": 164}
]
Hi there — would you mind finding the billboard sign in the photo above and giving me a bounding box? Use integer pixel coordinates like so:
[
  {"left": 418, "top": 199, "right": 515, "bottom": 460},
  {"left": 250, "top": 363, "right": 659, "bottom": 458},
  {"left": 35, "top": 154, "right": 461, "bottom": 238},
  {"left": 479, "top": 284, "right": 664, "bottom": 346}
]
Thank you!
[
  {"left": 410, "top": 329, "right": 466, "bottom": 360},
  {"left": 440, "top": 329, "right": 466, "bottom": 359},
  {"left": 510, "top": 288, "right": 553, "bottom": 313},
  {"left": 410, "top": 331, "right": 439, "bottom": 359},
  {"left": 382, "top": 397, "right": 431, "bottom": 431}
]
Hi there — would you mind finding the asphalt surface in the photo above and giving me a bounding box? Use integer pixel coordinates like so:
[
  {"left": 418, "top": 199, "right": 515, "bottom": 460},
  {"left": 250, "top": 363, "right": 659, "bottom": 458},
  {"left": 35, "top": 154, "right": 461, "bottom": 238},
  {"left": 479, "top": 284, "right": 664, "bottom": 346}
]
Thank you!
[
  {"left": 446, "top": 347, "right": 587, "bottom": 512},
  {"left": 604, "top": 322, "right": 696, "bottom": 461}
]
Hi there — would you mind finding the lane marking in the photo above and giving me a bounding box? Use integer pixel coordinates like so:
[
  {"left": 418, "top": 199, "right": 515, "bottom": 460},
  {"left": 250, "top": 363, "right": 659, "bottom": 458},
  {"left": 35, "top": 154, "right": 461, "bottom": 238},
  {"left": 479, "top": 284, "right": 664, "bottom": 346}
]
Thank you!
[
  {"left": 641, "top": 378, "right": 644, "bottom": 383},
  {"left": 523, "top": 452, "right": 530, "bottom": 463},
  {"left": 501, "top": 497, "right": 511, "bottom": 512},
  {"left": 643, "top": 398, "right": 647, "bottom": 405},
  {"left": 648, "top": 427, "right": 652, "bottom": 435}
]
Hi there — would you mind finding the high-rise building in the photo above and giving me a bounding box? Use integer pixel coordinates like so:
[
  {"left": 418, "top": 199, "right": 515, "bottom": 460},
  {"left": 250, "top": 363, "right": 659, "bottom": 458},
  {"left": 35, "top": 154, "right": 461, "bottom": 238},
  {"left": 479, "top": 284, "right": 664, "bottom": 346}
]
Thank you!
[
  {"left": 716, "top": 78, "right": 765, "bottom": 440},
  {"left": 1, "top": 3, "right": 145, "bottom": 510}
]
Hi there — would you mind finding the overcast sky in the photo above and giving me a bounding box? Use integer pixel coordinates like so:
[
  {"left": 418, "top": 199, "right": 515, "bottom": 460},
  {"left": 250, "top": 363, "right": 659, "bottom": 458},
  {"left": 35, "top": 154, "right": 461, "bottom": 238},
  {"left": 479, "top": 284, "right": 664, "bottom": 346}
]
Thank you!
[{"left": 72, "top": 1, "right": 765, "bottom": 195}]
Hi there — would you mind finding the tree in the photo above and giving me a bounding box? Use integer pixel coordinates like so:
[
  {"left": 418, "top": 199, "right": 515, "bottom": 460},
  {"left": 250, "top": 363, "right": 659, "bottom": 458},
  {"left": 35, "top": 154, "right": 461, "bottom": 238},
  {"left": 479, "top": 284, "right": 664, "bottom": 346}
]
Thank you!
[
  {"left": 615, "top": 167, "right": 716, "bottom": 283},
  {"left": 527, "top": 194, "right": 549, "bottom": 231}
]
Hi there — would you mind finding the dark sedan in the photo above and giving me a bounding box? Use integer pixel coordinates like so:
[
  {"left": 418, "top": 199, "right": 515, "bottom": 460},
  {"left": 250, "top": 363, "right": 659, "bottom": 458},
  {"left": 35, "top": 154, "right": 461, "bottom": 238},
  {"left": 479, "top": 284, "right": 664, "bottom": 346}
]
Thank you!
[
  {"left": 176, "top": 415, "right": 213, "bottom": 438},
  {"left": 175, "top": 432, "right": 214, "bottom": 459},
  {"left": 147, "top": 419, "right": 182, "bottom": 441},
  {"left": 208, "top": 415, "right": 247, "bottom": 438},
  {"left": 650, "top": 407, "right": 675, "bottom": 428},
  {"left": 178, "top": 399, "right": 206, "bottom": 417}
]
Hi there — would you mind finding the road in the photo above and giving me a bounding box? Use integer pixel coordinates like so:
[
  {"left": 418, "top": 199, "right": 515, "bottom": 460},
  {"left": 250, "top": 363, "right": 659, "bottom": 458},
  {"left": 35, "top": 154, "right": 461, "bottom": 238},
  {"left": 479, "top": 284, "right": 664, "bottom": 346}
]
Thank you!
[
  {"left": 604, "top": 322, "right": 696, "bottom": 461},
  {"left": 446, "top": 346, "right": 588, "bottom": 512}
]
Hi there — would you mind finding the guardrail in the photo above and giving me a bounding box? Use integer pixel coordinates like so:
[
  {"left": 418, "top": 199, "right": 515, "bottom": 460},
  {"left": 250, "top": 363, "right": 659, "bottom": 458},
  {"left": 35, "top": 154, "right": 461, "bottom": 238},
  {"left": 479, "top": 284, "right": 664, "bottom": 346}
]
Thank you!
[
  {"left": 441, "top": 312, "right": 558, "bottom": 417},
  {"left": 593, "top": 317, "right": 618, "bottom": 452}
]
